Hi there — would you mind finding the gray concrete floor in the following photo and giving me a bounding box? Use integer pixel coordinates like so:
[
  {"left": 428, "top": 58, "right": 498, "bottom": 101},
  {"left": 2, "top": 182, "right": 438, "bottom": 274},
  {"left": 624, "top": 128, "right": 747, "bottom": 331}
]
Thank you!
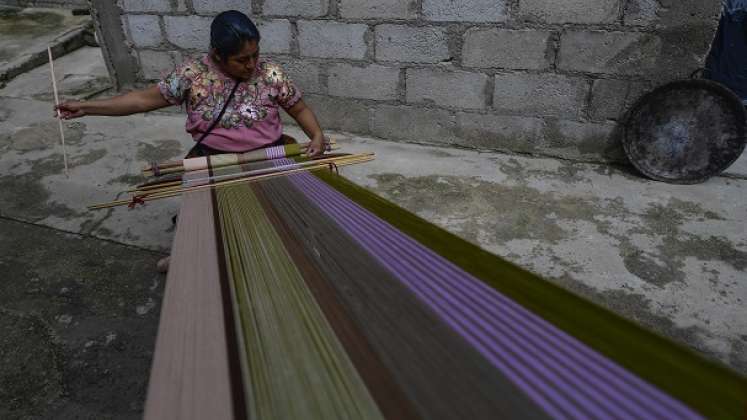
[{"left": 1, "top": 23, "right": 746, "bottom": 418}]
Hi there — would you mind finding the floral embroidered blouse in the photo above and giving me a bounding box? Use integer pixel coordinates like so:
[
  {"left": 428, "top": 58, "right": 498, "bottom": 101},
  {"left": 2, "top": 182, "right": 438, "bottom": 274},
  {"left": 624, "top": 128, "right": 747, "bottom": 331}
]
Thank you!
[{"left": 158, "top": 55, "right": 302, "bottom": 152}]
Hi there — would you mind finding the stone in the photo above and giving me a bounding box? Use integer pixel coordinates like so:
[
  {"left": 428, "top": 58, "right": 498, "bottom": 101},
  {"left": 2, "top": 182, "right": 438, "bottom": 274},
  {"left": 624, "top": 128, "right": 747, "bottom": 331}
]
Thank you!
[
  {"left": 456, "top": 112, "right": 546, "bottom": 152},
  {"left": 263, "top": 0, "right": 328, "bottom": 18},
  {"left": 256, "top": 19, "right": 292, "bottom": 54},
  {"left": 328, "top": 63, "right": 400, "bottom": 100},
  {"left": 589, "top": 78, "right": 651, "bottom": 121},
  {"left": 371, "top": 104, "right": 456, "bottom": 142},
  {"left": 543, "top": 119, "right": 622, "bottom": 161},
  {"left": 462, "top": 28, "right": 552, "bottom": 70},
  {"left": 163, "top": 15, "right": 213, "bottom": 50},
  {"left": 339, "top": 0, "right": 418, "bottom": 19},
  {"left": 277, "top": 58, "right": 323, "bottom": 94},
  {"left": 139, "top": 49, "right": 176, "bottom": 80},
  {"left": 125, "top": 14, "right": 163, "bottom": 48},
  {"left": 422, "top": 0, "right": 508, "bottom": 22},
  {"left": 406, "top": 68, "right": 489, "bottom": 109},
  {"left": 493, "top": 73, "right": 589, "bottom": 119},
  {"left": 623, "top": 0, "right": 659, "bottom": 26},
  {"left": 120, "top": 0, "right": 172, "bottom": 13},
  {"left": 303, "top": 94, "right": 370, "bottom": 133},
  {"left": 192, "top": 0, "right": 251, "bottom": 15},
  {"left": 519, "top": 0, "right": 620, "bottom": 24},
  {"left": 297, "top": 21, "right": 368, "bottom": 59},
  {"left": 558, "top": 30, "right": 662, "bottom": 76},
  {"left": 375, "top": 25, "right": 450, "bottom": 63}
]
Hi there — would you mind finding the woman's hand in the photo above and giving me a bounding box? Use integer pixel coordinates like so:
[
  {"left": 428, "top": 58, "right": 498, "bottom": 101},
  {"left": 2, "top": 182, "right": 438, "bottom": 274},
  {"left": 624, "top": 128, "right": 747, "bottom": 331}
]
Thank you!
[
  {"left": 51, "top": 86, "right": 171, "bottom": 119},
  {"left": 306, "top": 134, "right": 325, "bottom": 158},
  {"left": 54, "top": 101, "right": 86, "bottom": 119}
]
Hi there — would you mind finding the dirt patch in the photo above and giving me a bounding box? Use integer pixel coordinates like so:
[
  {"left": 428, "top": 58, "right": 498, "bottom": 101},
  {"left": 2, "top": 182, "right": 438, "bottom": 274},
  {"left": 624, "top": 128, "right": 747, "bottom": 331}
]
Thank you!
[
  {"left": 0, "top": 218, "right": 165, "bottom": 418},
  {"left": 0, "top": 9, "right": 65, "bottom": 37},
  {"left": 0, "top": 150, "right": 108, "bottom": 221},
  {"left": 368, "top": 171, "right": 743, "bottom": 288},
  {"left": 7, "top": 121, "right": 86, "bottom": 153},
  {"left": 0, "top": 309, "right": 63, "bottom": 415}
]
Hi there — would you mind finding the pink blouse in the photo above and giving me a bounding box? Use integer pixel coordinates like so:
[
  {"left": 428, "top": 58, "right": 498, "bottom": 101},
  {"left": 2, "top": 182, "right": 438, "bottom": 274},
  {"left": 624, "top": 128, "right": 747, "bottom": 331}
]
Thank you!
[{"left": 158, "top": 55, "right": 302, "bottom": 152}]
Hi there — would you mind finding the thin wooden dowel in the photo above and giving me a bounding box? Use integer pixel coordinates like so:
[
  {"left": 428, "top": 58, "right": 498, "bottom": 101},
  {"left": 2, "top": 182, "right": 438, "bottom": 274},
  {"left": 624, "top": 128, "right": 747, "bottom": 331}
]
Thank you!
[
  {"left": 48, "top": 46, "right": 69, "bottom": 176},
  {"left": 88, "top": 156, "right": 373, "bottom": 210},
  {"left": 141, "top": 141, "right": 340, "bottom": 176},
  {"left": 133, "top": 153, "right": 369, "bottom": 194}
]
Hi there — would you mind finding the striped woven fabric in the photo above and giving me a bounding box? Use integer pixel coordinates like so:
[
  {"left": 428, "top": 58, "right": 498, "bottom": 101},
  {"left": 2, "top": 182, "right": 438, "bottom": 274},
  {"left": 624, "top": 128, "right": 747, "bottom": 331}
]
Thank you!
[
  {"left": 181, "top": 143, "right": 299, "bottom": 173},
  {"left": 145, "top": 158, "right": 747, "bottom": 420}
]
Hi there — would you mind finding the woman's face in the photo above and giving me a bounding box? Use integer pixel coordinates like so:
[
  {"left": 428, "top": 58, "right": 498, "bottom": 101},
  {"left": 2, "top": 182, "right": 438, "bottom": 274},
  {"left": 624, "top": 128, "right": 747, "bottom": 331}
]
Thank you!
[{"left": 216, "top": 40, "right": 260, "bottom": 81}]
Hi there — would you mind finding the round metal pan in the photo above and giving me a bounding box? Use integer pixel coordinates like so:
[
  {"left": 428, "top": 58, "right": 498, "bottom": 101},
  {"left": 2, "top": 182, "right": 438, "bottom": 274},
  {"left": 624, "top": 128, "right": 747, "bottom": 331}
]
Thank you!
[{"left": 623, "top": 79, "right": 747, "bottom": 184}]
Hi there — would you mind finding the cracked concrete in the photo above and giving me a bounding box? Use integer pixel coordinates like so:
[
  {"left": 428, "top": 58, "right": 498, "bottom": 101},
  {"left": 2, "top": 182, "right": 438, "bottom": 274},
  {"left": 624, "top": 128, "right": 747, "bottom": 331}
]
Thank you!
[{"left": 1, "top": 23, "right": 746, "bottom": 418}]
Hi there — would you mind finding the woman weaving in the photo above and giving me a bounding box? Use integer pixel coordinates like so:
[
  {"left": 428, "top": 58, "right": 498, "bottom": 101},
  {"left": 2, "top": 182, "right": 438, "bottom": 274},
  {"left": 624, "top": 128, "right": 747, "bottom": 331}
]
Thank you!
[
  {"left": 57, "top": 11, "right": 325, "bottom": 156},
  {"left": 55, "top": 10, "right": 326, "bottom": 271}
]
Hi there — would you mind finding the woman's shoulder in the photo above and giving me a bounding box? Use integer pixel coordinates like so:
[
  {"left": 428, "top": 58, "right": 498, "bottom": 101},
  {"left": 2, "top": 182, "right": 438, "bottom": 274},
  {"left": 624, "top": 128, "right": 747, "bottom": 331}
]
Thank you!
[
  {"left": 173, "top": 54, "right": 211, "bottom": 79},
  {"left": 256, "top": 58, "right": 292, "bottom": 85}
]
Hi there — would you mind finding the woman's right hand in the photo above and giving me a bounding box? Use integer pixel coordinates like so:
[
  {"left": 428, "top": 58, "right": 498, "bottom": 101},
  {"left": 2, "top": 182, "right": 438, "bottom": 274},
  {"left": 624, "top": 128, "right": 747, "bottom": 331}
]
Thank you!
[{"left": 54, "top": 101, "right": 86, "bottom": 119}]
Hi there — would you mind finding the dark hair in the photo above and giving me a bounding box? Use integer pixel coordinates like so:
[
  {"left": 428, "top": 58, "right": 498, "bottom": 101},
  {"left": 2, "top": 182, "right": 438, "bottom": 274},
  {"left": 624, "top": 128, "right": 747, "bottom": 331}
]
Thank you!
[{"left": 210, "top": 10, "right": 261, "bottom": 61}]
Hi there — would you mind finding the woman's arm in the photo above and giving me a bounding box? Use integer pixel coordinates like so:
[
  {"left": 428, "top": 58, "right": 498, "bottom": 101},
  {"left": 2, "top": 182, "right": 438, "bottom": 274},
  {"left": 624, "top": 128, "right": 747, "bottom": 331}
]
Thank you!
[
  {"left": 285, "top": 98, "right": 325, "bottom": 157},
  {"left": 55, "top": 85, "right": 172, "bottom": 119}
]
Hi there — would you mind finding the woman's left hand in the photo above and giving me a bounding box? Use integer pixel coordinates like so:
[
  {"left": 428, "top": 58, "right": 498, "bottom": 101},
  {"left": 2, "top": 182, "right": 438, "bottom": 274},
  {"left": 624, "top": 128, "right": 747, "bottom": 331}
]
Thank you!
[{"left": 306, "top": 135, "right": 325, "bottom": 157}]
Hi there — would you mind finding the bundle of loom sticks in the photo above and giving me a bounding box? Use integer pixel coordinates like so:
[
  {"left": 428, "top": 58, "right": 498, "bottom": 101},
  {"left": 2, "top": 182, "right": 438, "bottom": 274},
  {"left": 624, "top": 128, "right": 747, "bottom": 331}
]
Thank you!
[{"left": 139, "top": 144, "right": 747, "bottom": 420}]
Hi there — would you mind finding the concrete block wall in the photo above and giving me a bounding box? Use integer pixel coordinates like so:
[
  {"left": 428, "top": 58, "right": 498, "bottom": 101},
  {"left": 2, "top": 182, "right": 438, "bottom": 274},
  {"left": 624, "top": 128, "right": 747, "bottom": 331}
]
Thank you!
[
  {"left": 95, "top": 0, "right": 722, "bottom": 163},
  {"left": 0, "top": 0, "right": 88, "bottom": 7}
]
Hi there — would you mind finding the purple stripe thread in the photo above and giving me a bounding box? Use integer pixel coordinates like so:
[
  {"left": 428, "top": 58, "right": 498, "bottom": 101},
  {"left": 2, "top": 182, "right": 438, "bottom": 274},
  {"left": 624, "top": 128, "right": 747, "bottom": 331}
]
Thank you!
[{"left": 273, "top": 161, "right": 701, "bottom": 420}]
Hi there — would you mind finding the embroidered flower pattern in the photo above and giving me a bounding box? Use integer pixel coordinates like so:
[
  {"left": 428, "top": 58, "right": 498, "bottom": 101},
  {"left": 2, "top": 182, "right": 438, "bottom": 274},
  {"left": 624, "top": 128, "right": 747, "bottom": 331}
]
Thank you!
[{"left": 159, "top": 57, "right": 301, "bottom": 129}]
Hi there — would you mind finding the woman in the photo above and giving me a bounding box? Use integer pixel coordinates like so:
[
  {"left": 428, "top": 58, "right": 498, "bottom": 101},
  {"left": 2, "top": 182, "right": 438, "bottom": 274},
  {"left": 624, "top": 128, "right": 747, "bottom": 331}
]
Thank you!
[
  {"left": 56, "top": 10, "right": 327, "bottom": 271},
  {"left": 56, "top": 10, "right": 327, "bottom": 156}
]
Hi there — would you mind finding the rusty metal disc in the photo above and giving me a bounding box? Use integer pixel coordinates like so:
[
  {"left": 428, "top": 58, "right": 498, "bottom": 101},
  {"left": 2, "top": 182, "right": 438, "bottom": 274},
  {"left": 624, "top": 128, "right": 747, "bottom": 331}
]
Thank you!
[{"left": 623, "top": 79, "right": 747, "bottom": 184}]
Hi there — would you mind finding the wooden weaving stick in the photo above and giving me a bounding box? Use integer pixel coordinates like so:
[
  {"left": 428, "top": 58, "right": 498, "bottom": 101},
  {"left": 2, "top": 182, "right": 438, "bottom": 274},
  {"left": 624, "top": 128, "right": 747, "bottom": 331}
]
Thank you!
[{"left": 47, "top": 46, "right": 69, "bottom": 176}]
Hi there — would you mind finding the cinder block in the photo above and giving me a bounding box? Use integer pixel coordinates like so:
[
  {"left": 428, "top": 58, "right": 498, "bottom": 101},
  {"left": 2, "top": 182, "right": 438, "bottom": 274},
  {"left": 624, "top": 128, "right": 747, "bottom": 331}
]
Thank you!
[
  {"left": 263, "top": 0, "right": 328, "bottom": 17},
  {"left": 298, "top": 21, "right": 368, "bottom": 59},
  {"left": 543, "top": 119, "right": 622, "bottom": 162},
  {"left": 375, "top": 25, "right": 449, "bottom": 63},
  {"left": 339, "top": 0, "right": 418, "bottom": 19},
  {"left": 623, "top": 0, "right": 659, "bottom": 26},
  {"left": 558, "top": 30, "right": 662, "bottom": 76},
  {"left": 462, "top": 28, "right": 551, "bottom": 70},
  {"left": 121, "top": 0, "right": 171, "bottom": 12},
  {"left": 328, "top": 63, "right": 400, "bottom": 100},
  {"left": 423, "top": 0, "right": 508, "bottom": 22},
  {"left": 493, "top": 73, "right": 589, "bottom": 118},
  {"left": 277, "top": 58, "right": 323, "bottom": 94},
  {"left": 589, "top": 78, "right": 650, "bottom": 121},
  {"left": 164, "top": 15, "right": 213, "bottom": 50},
  {"left": 456, "top": 112, "right": 545, "bottom": 152},
  {"left": 519, "top": 0, "right": 619, "bottom": 24},
  {"left": 371, "top": 104, "right": 456, "bottom": 142},
  {"left": 303, "top": 94, "right": 370, "bottom": 133},
  {"left": 625, "top": 0, "right": 720, "bottom": 27},
  {"left": 192, "top": 0, "right": 251, "bottom": 15},
  {"left": 139, "top": 49, "right": 177, "bottom": 80},
  {"left": 406, "top": 68, "right": 489, "bottom": 109},
  {"left": 256, "top": 19, "right": 292, "bottom": 54},
  {"left": 126, "top": 14, "right": 164, "bottom": 48}
]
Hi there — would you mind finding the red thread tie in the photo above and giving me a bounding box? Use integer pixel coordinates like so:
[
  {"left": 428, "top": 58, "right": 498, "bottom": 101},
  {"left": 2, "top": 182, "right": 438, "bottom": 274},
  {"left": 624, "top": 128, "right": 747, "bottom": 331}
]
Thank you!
[{"left": 128, "top": 196, "right": 146, "bottom": 209}]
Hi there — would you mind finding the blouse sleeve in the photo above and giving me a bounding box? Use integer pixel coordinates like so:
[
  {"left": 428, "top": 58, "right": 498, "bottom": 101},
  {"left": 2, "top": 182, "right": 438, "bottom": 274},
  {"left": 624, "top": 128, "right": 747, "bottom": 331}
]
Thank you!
[
  {"left": 276, "top": 66, "right": 303, "bottom": 110},
  {"left": 157, "top": 59, "right": 196, "bottom": 106}
]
